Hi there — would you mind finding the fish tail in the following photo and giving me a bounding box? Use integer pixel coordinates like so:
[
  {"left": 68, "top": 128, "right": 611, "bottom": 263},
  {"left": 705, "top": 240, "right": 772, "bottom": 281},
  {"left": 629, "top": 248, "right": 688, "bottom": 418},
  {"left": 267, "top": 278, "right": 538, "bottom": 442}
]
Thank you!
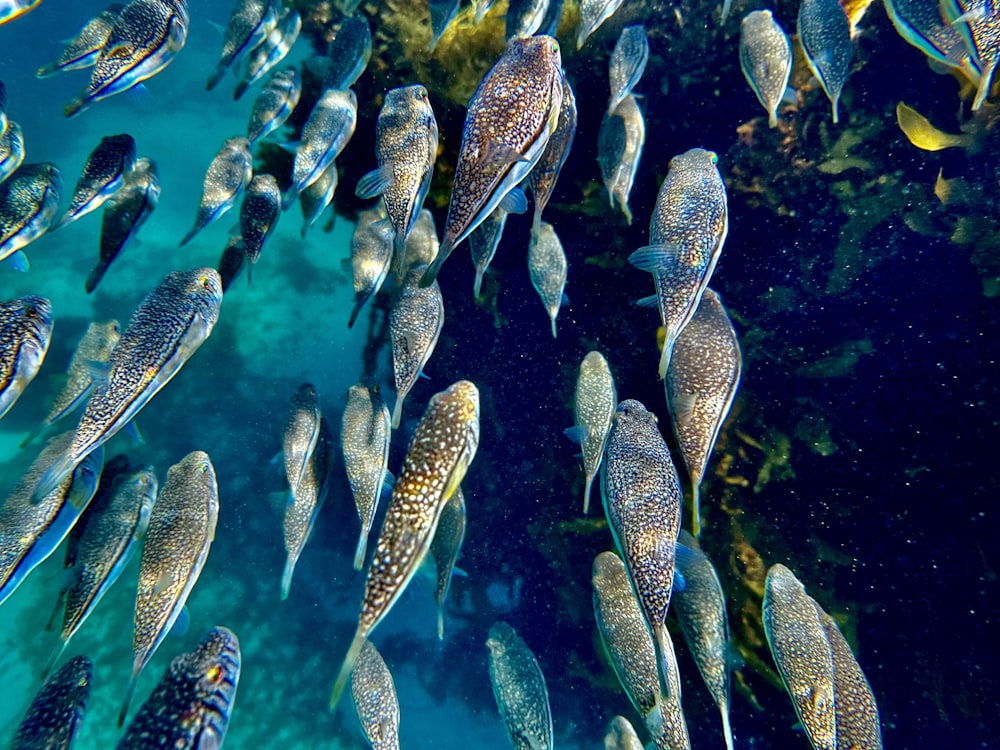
[
  {"left": 582, "top": 478, "right": 593, "bottom": 515},
  {"left": 329, "top": 632, "right": 366, "bottom": 710},
  {"left": 205, "top": 65, "right": 226, "bottom": 92},
  {"left": 768, "top": 110, "right": 778, "bottom": 129},
  {"left": 233, "top": 80, "right": 248, "bottom": 101},
  {"left": 419, "top": 239, "right": 451, "bottom": 288},
  {"left": 658, "top": 344, "right": 670, "bottom": 380},
  {"left": 473, "top": 270, "right": 485, "bottom": 301},
  {"left": 347, "top": 300, "right": 364, "bottom": 329},
  {"left": 391, "top": 229, "right": 407, "bottom": 279},
  {"left": 36, "top": 62, "right": 59, "bottom": 78},
  {"left": 652, "top": 623, "right": 672, "bottom": 699},
  {"left": 32, "top": 452, "right": 76, "bottom": 505},
  {"left": 84, "top": 262, "right": 109, "bottom": 294},
  {"left": 41, "top": 638, "right": 68, "bottom": 680},
  {"left": 437, "top": 605, "right": 445, "bottom": 641},
  {"left": 280, "top": 557, "right": 296, "bottom": 600},
  {"left": 179, "top": 227, "right": 198, "bottom": 247},
  {"left": 353, "top": 533, "right": 367, "bottom": 572},
  {"left": 63, "top": 96, "right": 87, "bottom": 119},
  {"left": 118, "top": 672, "right": 138, "bottom": 728},
  {"left": 691, "top": 482, "right": 702, "bottom": 537},
  {"left": 391, "top": 395, "right": 403, "bottom": 430},
  {"left": 720, "top": 705, "right": 734, "bottom": 750},
  {"left": 19, "top": 420, "right": 49, "bottom": 449}
]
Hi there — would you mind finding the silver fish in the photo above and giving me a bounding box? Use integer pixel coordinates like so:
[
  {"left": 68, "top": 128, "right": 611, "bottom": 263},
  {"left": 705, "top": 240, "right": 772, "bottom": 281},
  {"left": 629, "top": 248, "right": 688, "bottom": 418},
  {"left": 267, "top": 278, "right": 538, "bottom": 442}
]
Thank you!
[
  {"left": 11, "top": 655, "right": 91, "bottom": 750},
  {"left": 629, "top": 148, "right": 728, "bottom": 379},
  {"left": 330, "top": 380, "right": 480, "bottom": 709},
  {"left": 282, "top": 414, "right": 331, "bottom": 600},
  {"left": 486, "top": 621, "right": 553, "bottom": 750},
  {"left": 604, "top": 715, "right": 644, "bottom": 750},
  {"left": 389, "top": 265, "right": 444, "bottom": 428},
  {"left": 118, "top": 626, "right": 240, "bottom": 750},
  {"left": 32, "top": 269, "right": 222, "bottom": 502},
  {"left": 239, "top": 173, "right": 281, "bottom": 281},
  {"left": 506, "top": 0, "right": 551, "bottom": 40},
  {"left": 120, "top": 451, "right": 220, "bottom": 727},
  {"left": 565, "top": 350, "right": 616, "bottom": 514},
  {"left": 528, "top": 73, "right": 576, "bottom": 234},
  {"left": 0, "top": 295, "right": 52, "bottom": 422},
  {"left": 608, "top": 25, "right": 649, "bottom": 116},
  {"left": 429, "top": 485, "right": 465, "bottom": 639},
  {"left": 469, "top": 205, "right": 508, "bottom": 300},
  {"left": 0, "top": 0, "right": 40, "bottom": 26},
  {"left": 351, "top": 641, "right": 400, "bottom": 750},
  {"left": 292, "top": 88, "right": 357, "bottom": 194},
  {"left": 348, "top": 206, "right": 393, "bottom": 328},
  {"left": 341, "top": 383, "right": 391, "bottom": 571},
  {"left": 0, "top": 120, "right": 26, "bottom": 186},
  {"left": 422, "top": 35, "right": 564, "bottom": 287},
  {"left": 430, "top": 0, "right": 460, "bottom": 51},
  {"left": 300, "top": 161, "right": 337, "bottom": 237},
  {"left": 0, "top": 163, "right": 62, "bottom": 268},
  {"left": 206, "top": 0, "right": 279, "bottom": 91},
  {"left": 797, "top": 0, "right": 853, "bottom": 123},
  {"left": 308, "top": 14, "right": 371, "bottom": 90},
  {"left": 282, "top": 382, "right": 321, "bottom": 506},
  {"left": 247, "top": 66, "right": 301, "bottom": 145},
  {"left": 598, "top": 93, "right": 644, "bottom": 225},
  {"left": 36, "top": 4, "right": 122, "bottom": 77},
  {"left": 57, "top": 133, "right": 136, "bottom": 229},
  {"left": 527, "top": 221, "right": 568, "bottom": 338},
  {"left": 474, "top": 0, "right": 497, "bottom": 23},
  {"left": 577, "top": 0, "right": 625, "bottom": 48},
  {"left": 234, "top": 8, "right": 301, "bottom": 100},
  {"left": 740, "top": 10, "right": 793, "bottom": 128},
  {"left": 181, "top": 137, "right": 253, "bottom": 247},
  {"left": 402, "top": 208, "right": 440, "bottom": 275}
]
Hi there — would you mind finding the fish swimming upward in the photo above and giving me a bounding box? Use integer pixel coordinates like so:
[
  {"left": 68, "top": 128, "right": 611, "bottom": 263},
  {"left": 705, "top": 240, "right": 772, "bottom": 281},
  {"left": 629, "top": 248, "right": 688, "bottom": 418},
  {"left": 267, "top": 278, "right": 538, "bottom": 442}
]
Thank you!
[
  {"left": 390, "top": 265, "right": 445, "bottom": 428},
  {"left": 429, "top": 485, "right": 466, "bottom": 639},
  {"left": 565, "top": 350, "right": 616, "bottom": 515},
  {"left": 11, "top": 655, "right": 92, "bottom": 750},
  {"left": 469, "top": 205, "right": 509, "bottom": 300},
  {"left": 527, "top": 73, "right": 576, "bottom": 235},
  {"left": 55, "top": 133, "right": 136, "bottom": 230},
  {"left": 291, "top": 88, "right": 357, "bottom": 195},
  {"left": 598, "top": 93, "right": 644, "bottom": 225},
  {"left": 797, "top": 0, "right": 853, "bottom": 123},
  {"left": 247, "top": 66, "right": 300, "bottom": 145},
  {"left": 36, "top": 4, "right": 122, "bottom": 78},
  {"left": 0, "top": 294, "right": 52, "bottom": 422},
  {"left": 576, "top": 0, "right": 625, "bottom": 49},
  {"left": 348, "top": 206, "right": 393, "bottom": 328}
]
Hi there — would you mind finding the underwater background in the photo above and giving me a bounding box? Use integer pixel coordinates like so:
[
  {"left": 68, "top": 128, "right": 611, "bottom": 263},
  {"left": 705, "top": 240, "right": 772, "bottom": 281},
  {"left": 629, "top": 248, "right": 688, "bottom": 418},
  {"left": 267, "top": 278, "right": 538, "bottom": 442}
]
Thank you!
[{"left": 0, "top": 0, "right": 996, "bottom": 747}]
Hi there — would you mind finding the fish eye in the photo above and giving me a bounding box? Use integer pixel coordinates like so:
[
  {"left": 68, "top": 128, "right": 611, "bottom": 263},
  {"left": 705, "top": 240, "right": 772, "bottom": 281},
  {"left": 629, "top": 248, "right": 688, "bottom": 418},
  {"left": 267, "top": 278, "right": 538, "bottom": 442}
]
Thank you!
[
  {"left": 551, "top": 41, "right": 559, "bottom": 53},
  {"left": 205, "top": 664, "right": 223, "bottom": 684},
  {"left": 200, "top": 275, "right": 212, "bottom": 289},
  {"left": 709, "top": 151, "right": 719, "bottom": 164}
]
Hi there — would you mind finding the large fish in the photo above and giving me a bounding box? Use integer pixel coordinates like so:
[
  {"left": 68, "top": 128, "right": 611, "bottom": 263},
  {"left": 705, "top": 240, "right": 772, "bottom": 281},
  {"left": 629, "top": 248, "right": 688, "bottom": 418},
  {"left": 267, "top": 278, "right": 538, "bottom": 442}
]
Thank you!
[
  {"left": 11, "top": 655, "right": 91, "bottom": 750},
  {"left": 0, "top": 163, "right": 62, "bottom": 269},
  {"left": 234, "top": 8, "right": 301, "bottom": 101},
  {"left": 282, "top": 413, "right": 331, "bottom": 600},
  {"left": 206, "top": 0, "right": 280, "bottom": 91},
  {"left": 247, "top": 67, "right": 300, "bottom": 145},
  {"left": 527, "top": 221, "right": 568, "bottom": 338},
  {"left": 598, "top": 93, "right": 644, "bottom": 225},
  {"left": 239, "top": 173, "right": 281, "bottom": 281},
  {"left": 739, "top": 10, "right": 793, "bottom": 128},
  {"left": 429, "top": 485, "right": 465, "bottom": 639},
  {"left": 299, "top": 162, "right": 337, "bottom": 237},
  {"left": 0, "top": 295, "right": 52, "bottom": 422},
  {"left": 56, "top": 133, "right": 136, "bottom": 229},
  {"left": 350, "top": 641, "right": 400, "bottom": 750},
  {"left": 564, "top": 350, "right": 616, "bottom": 515},
  {"left": 36, "top": 5, "right": 122, "bottom": 77},
  {"left": 577, "top": 0, "right": 625, "bottom": 48},
  {"left": 181, "top": 137, "right": 253, "bottom": 247},
  {"left": 389, "top": 265, "right": 444, "bottom": 428},
  {"left": 291, "top": 88, "right": 357, "bottom": 195},
  {"left": 348, "top": 206, "right": 393, "bottom": 328},
  {"left": 608, "top": 25, "right": 649, "bottom": 116},
  {"left": 527, "top": 74, "right": 576, "bottom": 234},
  {"left": 486, "top": 621, "right": 553, "bottom": 750},
  {"left": 0, "top": 121, "right": 26, "bottom": 186},
  {"left": 469, "top": 206, "right": 508, "bottom": 300},
  {"left": 797, "top": 0, "right": 853, "bottom": 123}
]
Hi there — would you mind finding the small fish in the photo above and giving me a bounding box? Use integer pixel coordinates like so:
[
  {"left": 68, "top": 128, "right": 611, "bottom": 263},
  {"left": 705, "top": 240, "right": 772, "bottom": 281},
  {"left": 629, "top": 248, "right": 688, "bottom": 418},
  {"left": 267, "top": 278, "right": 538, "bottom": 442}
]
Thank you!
[
  {"left": 474, "top": 0, "right": 497, "bottom": 23},
  {"left": 608, "top": 25, "right": 649, "bottom": 116},
  {"left": 527, "top": 221, "right": 568, "bottom": 338},
  {"left": 65, "top": 0, "right": 190, "bottom": 118},
  {"left": 565, "top": 351, "right": 616, "bottom": 515},
  {"left": 292, "top": 88, "right": 357, "bottom": 195},
  {"left": 282, "top": 383, "right": 321, "bottom": 507},
  {"left": 234, "top": 8, "right": 301, "bottom": 100},
  {"left": 181, "top": 137, "right": 253, "bottom": 247},
  {"left": 348, "top": 206, "right": 393, "bottom": 328},
  {"left": 59, "top": 454, "right": 134, "bottom": 573},
  {"left": 351, "top": 641, "right": 400, "bottom": 750},
  {"left": 762, "top": 564, "right": 837, "bottom": 750},
  {"left": 206, "top": 0, "right": 280, "bottom": 91},
  {"left": 32, "top": 268, "right": 223, "bottom": 502},
  {"left": 797, "top": 0, "right": 853, "bottom": 123},
  {"left": 577, "top": 0, "right": 625, "bottom": 48},
  {"left": 282, "top": 414, "right": 331, "bottom": 600},
  {"left": 429, "top": 485, "right": 465, "bottom": 639},
  {"left": 598, "top": 94, "right": 644, "bottom": 225},
  {"left": 239, "top": 173, "right": 281, "bottom": 281},
  {"left": 56, "top": 133, "right": 136, "bottom": 229},
  {"left": 528, "top": 74, "right": 576, "bottom": 234},
  {"left": 0, "top": 295, "right": 52, "bottom": 422},
  {"left": 423, "top": 35, "right": 564, "bottom": 287},
  {"left": 402, "top": 208, "right": 440, "bottom": 274},
  {"left": 88, "top": 156, "right": 159, "bottom": 293},
  {"left": 942, "top": 0, "right": 1000, "bottom": 109},
  {"left": 355, "top": 84, "right": 438, "bottom": 276},
  {"left": 0, "top": 163, "right": 62, "bottom": 268},
  {"left": 469, "top": 206, "right": 508, "bottom": 300},
  {"left": 604, "top": 716, "right": 644, "bottom": 750},
  {"left": 37, "top": 5, "right": 122, "bottom": 77},
  {"left": 217, "top": 235, "right": 246, "bottom": 292},
  {"left": 0, "top": 0, "right": 40, "bottom": 26},
  {"left": 308, "top": 14, "right": 371, "bottom": 90},
  {"left": 119, "top": 451, "right": 220, "bottom": 727},
  {"left": 739, "top": 10, "right": 793, "bottom": 128},
  {"left": 11, "top": 655, "right": 91, "bottom": 750},
  {"left": 486, "top": 621, "right": 553, "bottom": 750},
  {"left": 895, "top": 101, "right": 973, "bottom": 151},
  {"left": 247, "top": 66, "right": 301, "bottom": 145},
  {"left": 0, "top": 121, "right": 26, "bottom": 186},
  {"left": 118, "top": 626, "right": 240, "bottom": 749},
  {"left": 506, "top": 0, "right": 552, "bottom": 40},
  {"left": 330, "top": 380, "right": 480, "bottom": 709},
  {"left": 430, "top": 0, "right": 460, "bottom": 51},
  {"left": 389, "top": 265, "right": 444, "bottom": 428},
  {"left": 341, "top": 383, "right": 391, "bottom": 571},
  {"left": 300, "top": 162, "right": 337, "bottom": 237},
  {"left": 629, "top": 148, "right": 728, "bottom": 379}
]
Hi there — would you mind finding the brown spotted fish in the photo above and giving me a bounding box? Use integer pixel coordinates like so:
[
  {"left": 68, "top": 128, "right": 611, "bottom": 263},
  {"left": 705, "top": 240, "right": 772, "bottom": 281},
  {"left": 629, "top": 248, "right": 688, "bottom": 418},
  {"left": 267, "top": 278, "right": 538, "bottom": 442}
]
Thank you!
[
  {"left": 282, "top": 382, "right": 321, "bottom": 501},
  {"left": 36, "top": 5, "right": 122, "bottom": 78},
  {"left": 429, "top": 485, "right": 465, "bottom": 639},
  {"left": 469, "top": 206, "right": 508, "bottom": 300},
  {"left": 0, "top": 294, "right": 52, "bottom": 422},
  {"left": 329, "top": 380, "right": 480, "bottom": 709},
  {"left": 389, "top": 265, "right": 444, "bottom": 428},
  {"left": 603, "top": 715, "right": 643, "bottom": 750},
  {"left": 119, "top": 451, "right": 219, "bottom": 727},
  {"left": 486, "top": 620, "right": 553, "bottom": 750},
  {"left": 527, "top": 73, "right": 576, "bottom": 234},
  {"left": 11, "top": 654, "right": 91, "bottom": 750},
  {"left": 180, "top": 136, "right": 253, "bottom": 247},
  {"left": 205, "top": 0, "right": 280, "bottom": 91},
  {"left": 527, "top": 221, "right": 567, "bottom": 338},
  {"left": 240, "top": 173, "right": 281, "bottom": 282},
  {"left": 351, "top": 641, "right": 400, "bottom": 750},
  {"left": 55, "top": 133, "right": 136, "bottom": 229},
  {"left": 565, "top": 351, "right": 616, "bottom": 515},
  {"left": 349, "top": 206, "right": 393, "bottom": 328},
  {"left": 0, "top": 121, "right": 26, "bottom": 187},
  {"left": 598, "top": 93, "right": 644, "bottom": 225},
  {"left": 739, "top": 10, "right": 793, "bottom": 128},
  {"left": 0, "top": 163, "right": 63, "bottom": 269}
]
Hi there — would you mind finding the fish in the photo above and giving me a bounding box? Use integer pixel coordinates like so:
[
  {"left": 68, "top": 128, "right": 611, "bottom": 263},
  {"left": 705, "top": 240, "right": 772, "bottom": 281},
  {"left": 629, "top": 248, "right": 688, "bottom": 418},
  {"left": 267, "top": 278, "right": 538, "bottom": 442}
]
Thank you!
[
  {"left": 942, "top": 0, "right": 1000, "bottom": 110},
  {"left": 762, "top": 564, "right": 837, "bottom": 750},
  {"left": 234, "top": 8, "right": 301, "bottom": 100},
  {"left": 882, "top": 0, "right": 979, "bottom": 79},
  {"left": 666, "top": 288, "right": 741, "bottom": 536},
  {"left": 355, "top": 84, "right": 438, "bottom": 276},
  {"left": 486, "top": 621, "right": 553, "bottom": 750},
  {"left": 739, "top": 10, "right": 793, "bottom": 128},
  {"left": 469, "top": 206, "right": 509, "bottom": 300},
  {"left": 64, "top": 0, "right": 190, "bottom": 118},
  {"left": 527, "top": 221, "right": 568, "bottom": 338},
  {"left": 348, "top": 206, "right": 393, "bottom": 328},
  {"left": 36, "top": 4, "right": 123, "bottom": 77},
  {"left": 540, "top": 0, "right": 564, "bottom": 35},
  {"left": 597, "top": 94, "right": 644, "bottom": 225},
  {"left": 118, "top": 626, "right": 240, "bottom": 749},
  {"left": 895, "top": 101, "right": 973, "bottom": 151},
  {"left": 206, "top": 0, "right": 280, "bottom": 91},
  {"left": 603, "top": 716, "right": 644, "bottom": 750},
  {"left": 180, "top": 136, "right": 253, "bottom": 247},
  {"left": 401, "top": 208, "right": 440, "bottom": 274},
  {"left": 56, "top": 133, "right": 136, "bottom": 229},
  {"left": 506, "top": 0, "right": 552, "bottom": 40},
  {"left": 282, "top": 413, "right": 331, "bottom": 600},
  {"left": 11, "top": 655, "right": 91, "bottom": 750},
  {"left": 527, "top": 74, "right": 576, "bottom": 234},
  {"left": 119, "top": 451, "right": 220, "bottom": 727},
  {"left": 291, "top": 88, "right": 357, "bottom": 195},
  {"left": 389, "top": 265, "right": 445, "bottom": 428},
  {"left": 797, "top": 0, "right": 853, "bottom": 123},
  {"left": 300, "top": 162, "right": 337, "bottom": 237},
  {"left": 239, "top": 173, "right": 281, "bottom": 281},
  {"left": 351, "top": 641, "right": 400, "bottom": 750},
  {"left": 0, "top": 295, "right": 52, "bottom": 422},
  {"left": 430, "top": 0, "right": 460, "bottom": 51},
  {"left": 59, "top": 454, "right": 134, "bottom": 573},
  {"left": 247, "top": 66, "right": 301, "bottom": 145},
  {"left": 601, "top": 398, "right": 683, "bottom": 698},
  {"left": 0, "top": 80, "right": 5, "bottom": 136},
  {"left": 87, "top": 156, "right": 159, "bottom": 293},
  {"left": 577, "top": 0, "right": 625, "bottom": 48},
  {"left": 32, "top": 268, "right": 223, "bottom": 503},
  {"left": 429, "top": 485, "right": 466, "bottom": 639},
  {"left": 0, "top": 163, "right": 62, "bottom": 269},
  {"left": 341, "top": 383, "right": 392, "bottom": 571},
  {"left": 308, "top": 13, "right": 371, "bottom": 90},
  {"left": 329, "top": 380, "right": 480, "bottom": 709},
  {"left": 0, "top": 121, "right": 26, "bottom": 186},
  {"left": 629, "top": 148, "right": 728, "bottom": 379},
  {"left": 608, "top": 25, "right": 649, "bottom": 116},
  {"left": 474, "top": 0, "right": 497, "bottom": 23},
  {"left": 565, "top": 350, "right": 616, "bottom": 515},
  {"left": 282, "top": 383, "right": 322, "bottom": 511},
  {"left": 0, "top": 0, "right": 40, "bottom": 25},
  {"left": 217, "top": 234, "right": 246, "bottom": 292},
  {"left": 422, "top": 35, "right": 564, "bottom": 287}
]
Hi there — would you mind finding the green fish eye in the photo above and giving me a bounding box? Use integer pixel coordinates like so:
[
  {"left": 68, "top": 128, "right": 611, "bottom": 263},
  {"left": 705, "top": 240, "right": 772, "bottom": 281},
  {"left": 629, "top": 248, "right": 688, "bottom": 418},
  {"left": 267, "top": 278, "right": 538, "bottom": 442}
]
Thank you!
[{"left": 709, "top": 151, "right": 719, "bottom": 164}]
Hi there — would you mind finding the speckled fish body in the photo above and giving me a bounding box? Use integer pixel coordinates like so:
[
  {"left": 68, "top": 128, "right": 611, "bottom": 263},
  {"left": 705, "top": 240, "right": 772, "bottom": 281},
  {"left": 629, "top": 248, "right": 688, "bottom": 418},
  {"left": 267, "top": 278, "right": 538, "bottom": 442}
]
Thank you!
[
  {"left": 292, "top": 88, "right": 357, "bottom": 194},
  {"left": 604, "top": 716, "right": 644, "bottom": 750},
  {"left": 797, "top": 0, "right": 852, "bottom": 123},
  {"left": 356, "top": 85, "right": 438, "bottom": 276},
  {"left": 883, "top": 0, "right": 979, "bottom": 78},
  {"left": 608, "top": 25, "right": 649, "bottom": 115},
  {"left": 348, "top": 206, "right": 393, "bottom": 328},
  {"left": 121, "top": 451, "right": 219, "bottom": 727},
  {"left": 647, "top": 629, "right": 691, "bottom": 750},
  {"left": 0, "top": 295, "right": 52, "bottom": 421},
  {"left": 740, "top": 10, "right": 793, "bottom": 128},
  {"left": 282, "top": 414, "right": 331, "bottom": 599},
  {"left": 629, "top": 148, "right": 727, "bottom": 380},
  {"left": 181, "top": 137, "right": 253, "bottom": 246},
  {"left": 763, "top": 564, "right": 837, "bottom": 750},
  {"left": 311, "top": 14, "right": 371, "bottom": 90},
  {"left": 528, "top": 74, "right": 576, "bottom": 234},
  {"left": 234, "top": 9, "right": 300, "bottom": 100},
  {"left": 430, "top": 0, "right": 460, "bottom": 51},
  {"left": 0, "top": 435, "right": 104, "bottom": 608},
  {"left": 282, "top": 382, "right": 322, "bottom": 501},
  {"left": 247, "top": 66, "right": 301, "bottom": 145},
  {"left": 577, "top": 0, "right": 625, "bottom": 48},
  {"left": 566, "top": 351, "right": 616, "bottom": 515},
  {"left": 351, "top": 641, "right": 400, "bottom": 750},
  {"left": 11, "top": 655, "right": 91, "bottom": 750},
  {"left": 88, "top": 156, "right": 159, "bottom": 293},
  {"left": 0, "top": 0, "right": 40, "bottom": 25},
  {"left": 330, "top": 380, "right": 480, "bottom": 709},
  {"left": 57, "top": 134, "right": 136, "bottom": 229},
  {"left": 430, "top": 485, "right": 465, "bottom": 639},
  {"left": 0, "top": 163, "right": 62, "bottom": 266},
  {"left": 33, "top": 268, "right": 222, "bottom": 502},
  {"left": 601, "top": 398, "right": 683, "bottom": 698},
  {"left": 402, "top": 208, "right": 439, "bottom": 274},
  {"left": 0, "top": 121, "right": 26, "bottom": 186},
  {"left": 342, "top": 383, "right": 391, "bottom": 571},
  {"left": 527, "top": 221, "right": 567, "bottom": 339},
  {"left": 300, "top": 161, "right": 337, "bottom": 237},
  {"left": 239, "top": 173, "right": 281, "bottom": 279},
  {"left": 598, "top": 93, "right": 644, "bottom": 225},
  {"left": 942, "top": 0, "right": 1000, "bottom": 109},
  {"left": 469, "top": 206, "right": 508, "bottom": 300},
  {"left": 36, "top": 5, "right": 122, "bottom": 77},
  {"left": 206, "top": 0, "right": 279, "bottom": 90},
  {"left": 486, "top": 621, "right": 553, "bottom": 750},
  {"left": 65, "top": 0, "right": 189, "bottom": 118},
  {"left": 118, "top": 626, "right": 240, "bottom": 749},
  {"left": 389, "top": 265, "right": 445, "bottom": 428},
  {"left": 424, "top": 35, "right": 564, "bottom": 287},
  {"left": 506, "top": 0, "right": 551, "bottom": 39}
]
